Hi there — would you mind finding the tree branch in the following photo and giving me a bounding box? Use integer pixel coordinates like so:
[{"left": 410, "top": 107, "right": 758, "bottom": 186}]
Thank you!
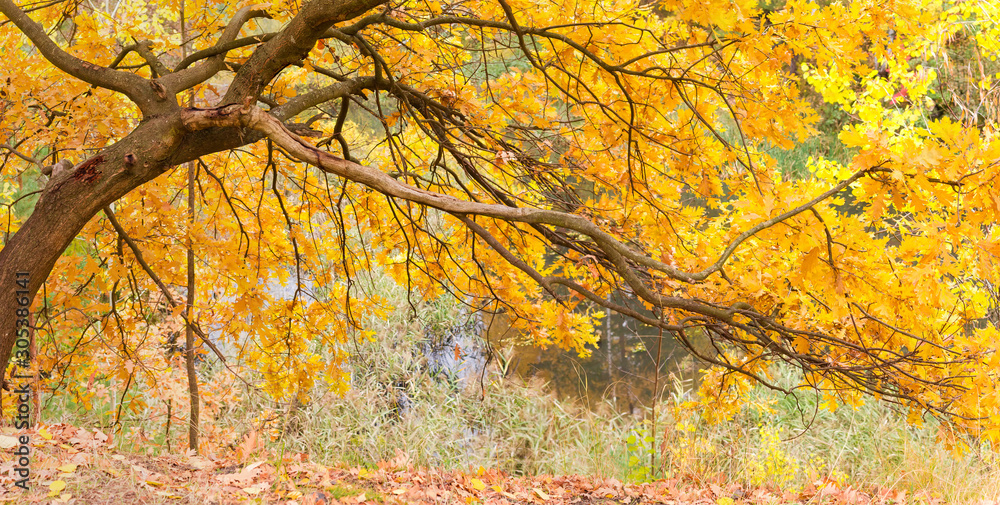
[
  {"left": 173, "top": 33, "right": 276, "bottom": 72},
  {"left": 133, "top": 40, "right": 170, "bottom": 78},
  {"left": 0, "top": 142, "right": 43, "bottom": 169},
  {"left": 221, "top": 0, "right": 389, "bottom": 106},
  {"left": 175, "top": 104, "right": 776, "bottom": 323},
  {"left": 456, "top": 214, "right": 561, "bottom": 301},
  {"left": 270, "top": 76, "right": 377, "bottom": 121},
  {"left": 0, "top": 0, "right": 163, "bottom": 113},
  {"left": 684, "top": 167, "right": 876, "bottom": 282},
  {"left": 102, "top": 206, "right": 246, "bottom": 384},
  {"left": 159, "top": 6, "right": 272, "bottom": 95}
]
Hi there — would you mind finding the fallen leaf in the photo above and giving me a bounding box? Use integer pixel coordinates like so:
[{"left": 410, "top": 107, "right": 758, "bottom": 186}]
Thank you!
[
  {"left": 471, "top": 478, "right": 486, "bottom": 491},
  {"left": 0, "top": 435, "right": 17, "bottom": 449},
  {"left": 39, "top": 427, "right": 53, "bottom": 440},
  {"left": 48, "top": 480, "right": 67, "bottom": 497},
  {"left": 57, "top": 463, "right": 78, "bottom": 473},
  {"left": 389, "top": 448, "right": 411, "bottom": 469},
  {"left": 236, "top": 429, "right": 258, "bottom": 462},
  {"left": 186, "top": 456, "right": 215, "bottom": 470},
  {"left": 534, "top": 488, "right": 550, "bottom": 500}
]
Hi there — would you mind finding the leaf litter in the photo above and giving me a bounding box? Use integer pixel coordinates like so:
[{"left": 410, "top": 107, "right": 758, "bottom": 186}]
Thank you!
[{"left": 0, "top": 425, "right": 994, "bottom": 504}]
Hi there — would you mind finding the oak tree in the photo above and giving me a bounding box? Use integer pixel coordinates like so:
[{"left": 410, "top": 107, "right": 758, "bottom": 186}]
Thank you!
[{"left": 2, "top": 0, "right": 1000, "bottom": 444}]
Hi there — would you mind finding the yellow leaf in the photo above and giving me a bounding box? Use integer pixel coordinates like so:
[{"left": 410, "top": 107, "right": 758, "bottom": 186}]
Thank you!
[
  {"left": 533, "top": 488, "right": 550, "bottom": 500},
  {"left": 717, "top": 498, "right": 735, "bottom": 505},
  {"left": 39, "top": 427, "right": 53, "bottom": 440},
  {"left": 793, "top": 336, "right": 810, "bottom": 355},
  {"left": 48, "top": 480, "right": 67, "bottom": 496},
  {"left": 471, "top": 478, "right": 486, "bottom": 491},
  {"left": 800, "top": 247, "right": 822, "bottom": 277},
  {"left": 57, "top": 464, "right": 78, "bottom": 473}
]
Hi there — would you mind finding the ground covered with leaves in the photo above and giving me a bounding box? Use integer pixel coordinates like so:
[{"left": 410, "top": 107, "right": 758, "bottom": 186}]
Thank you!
[{"left": 0, "top": 424, "right": 981, "bottom": 504}]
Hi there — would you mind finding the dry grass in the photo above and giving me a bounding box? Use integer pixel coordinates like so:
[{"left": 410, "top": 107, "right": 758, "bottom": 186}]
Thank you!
[{"left": 25, "top": 285, "right": 1000, "bottom": 503}]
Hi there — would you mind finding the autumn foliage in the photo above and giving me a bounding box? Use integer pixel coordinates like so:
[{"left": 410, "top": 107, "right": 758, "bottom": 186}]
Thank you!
[{"left": 1, "top": 0, "right": 1000, "bottom": 454}]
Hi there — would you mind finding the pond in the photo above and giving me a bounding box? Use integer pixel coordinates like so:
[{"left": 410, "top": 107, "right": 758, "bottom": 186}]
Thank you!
[{"left": 423, "top": 297, "right": 709, "bottom": 415}]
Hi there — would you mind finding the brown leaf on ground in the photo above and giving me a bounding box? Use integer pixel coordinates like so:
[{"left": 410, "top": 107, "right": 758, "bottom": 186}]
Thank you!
[{"left": 0, "top": 424, "right": 984, "bottom": 504}]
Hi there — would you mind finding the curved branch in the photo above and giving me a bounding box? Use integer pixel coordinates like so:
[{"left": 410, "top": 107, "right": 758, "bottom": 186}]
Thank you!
[
  {"left": 0, "top": 142, "right": 43, "bottom": 169},
  {"left": 159, "top": 6, "right": 272, "bottom": 95},
  {"left": 0, "top": 0, "right": 162, "bottom": 112},
  {"left": 271, "top": 76, "right": 377, "bottom": 121},
  {"left": 332, "top": 96, "right": 353, "bottom": 161},
  {"left": 181, "top": 104, "right": 869, "bottom": 298},
  {"left": 683, "top": 167, "right": 875, "bottom": 281},
  {"left": 108, "top": 43, "right": 140, "bottom": 70},
  {"left": 221, "top": 0, "right": 389, "bottom": 106},
  {"left": 456, "top": 214, "right": 561, "bottom": 301},
  {"left": 133, "top": 40, "right": 170, "bottom": 78},
  {"left": 173, "top": 33, "right": 276, "bottom": 72}
]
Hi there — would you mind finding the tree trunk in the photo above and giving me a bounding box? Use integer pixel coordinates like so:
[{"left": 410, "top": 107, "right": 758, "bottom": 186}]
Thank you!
[
  {"left": 0, "top": 116, "right": 183, "bottom": 383},
  {"left": 185, "top": 161, "right": 200, "bottom": 452}
]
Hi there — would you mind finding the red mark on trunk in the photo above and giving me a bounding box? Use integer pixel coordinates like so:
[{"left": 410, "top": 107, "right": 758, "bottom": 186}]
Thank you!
[{"left": 72, "top": 155, "right": 104, "bottom": 183}]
